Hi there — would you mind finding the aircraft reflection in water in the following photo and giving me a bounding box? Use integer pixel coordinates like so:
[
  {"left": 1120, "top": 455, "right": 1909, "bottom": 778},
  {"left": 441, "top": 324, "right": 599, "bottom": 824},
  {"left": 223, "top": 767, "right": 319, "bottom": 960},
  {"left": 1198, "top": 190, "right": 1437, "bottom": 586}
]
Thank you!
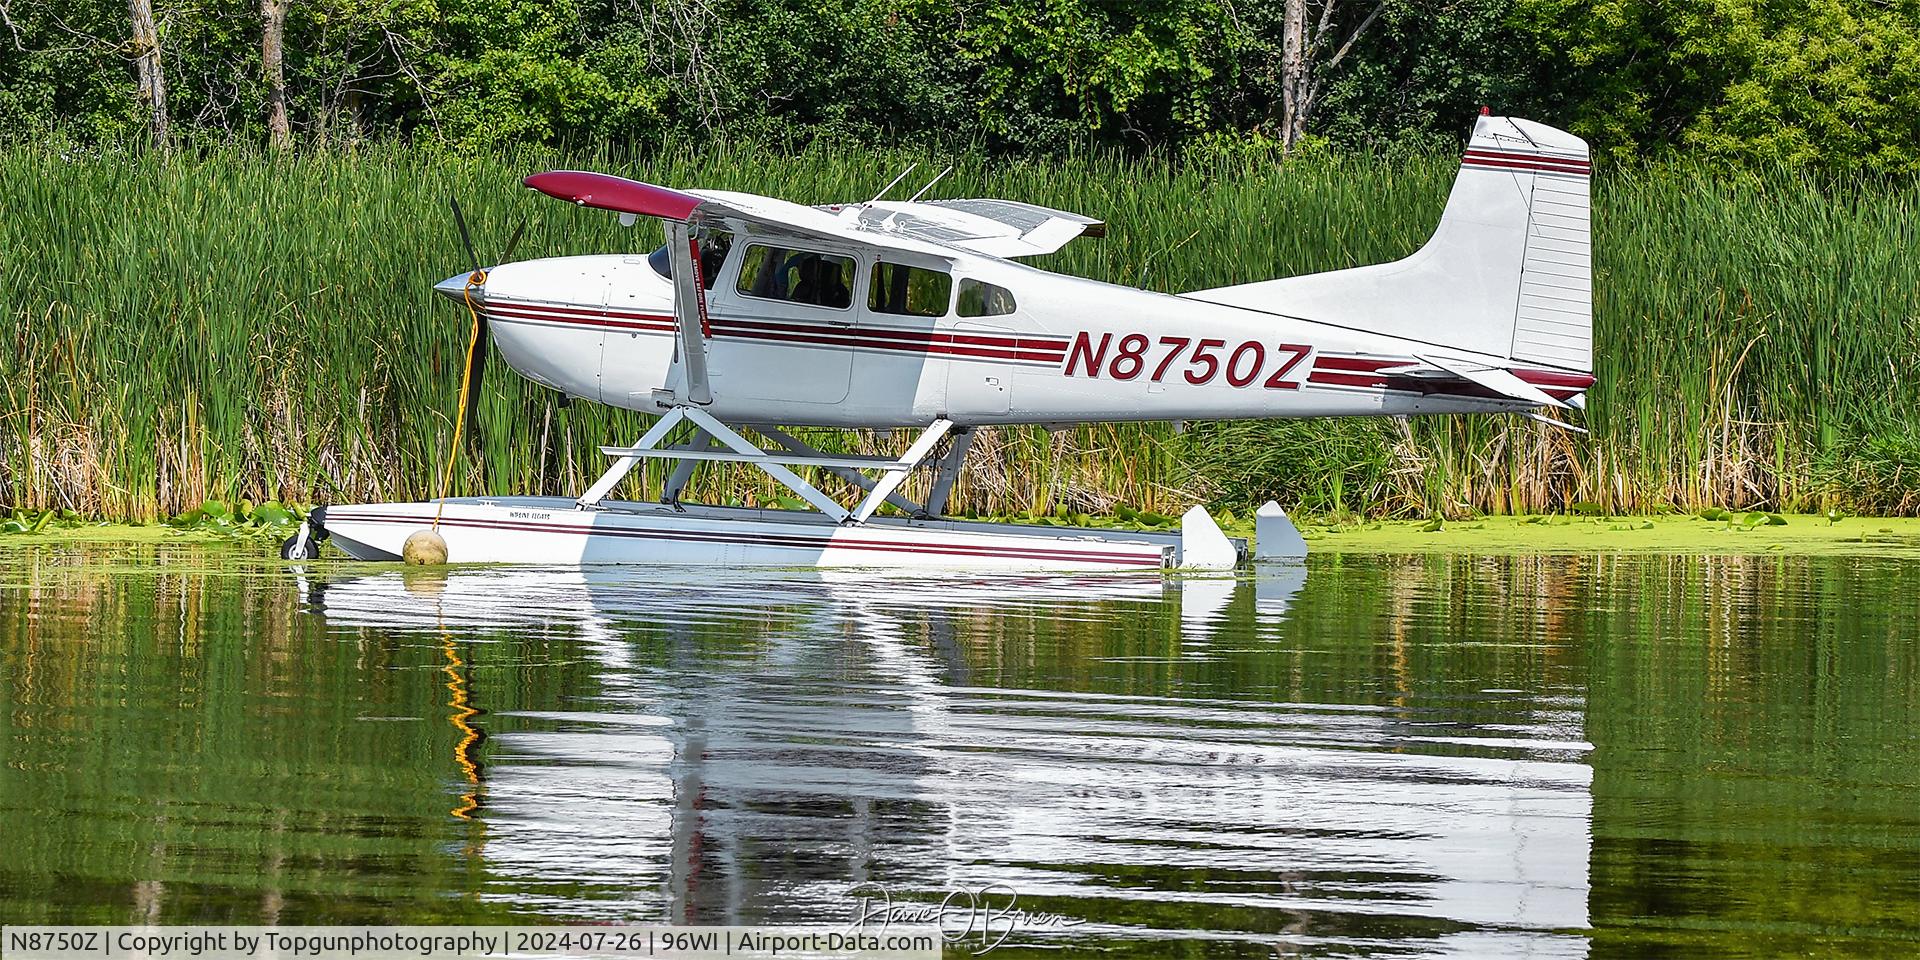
[{"left": 299, "top": 566, "right": 1590, "bottom": 955}]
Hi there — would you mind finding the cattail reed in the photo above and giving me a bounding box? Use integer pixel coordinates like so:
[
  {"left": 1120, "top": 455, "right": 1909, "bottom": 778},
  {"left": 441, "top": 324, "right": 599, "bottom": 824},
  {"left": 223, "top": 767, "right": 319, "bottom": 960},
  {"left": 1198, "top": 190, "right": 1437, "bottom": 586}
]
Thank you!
[{"left": 3, "top": 144, "right": 1917, "bottom": 520}]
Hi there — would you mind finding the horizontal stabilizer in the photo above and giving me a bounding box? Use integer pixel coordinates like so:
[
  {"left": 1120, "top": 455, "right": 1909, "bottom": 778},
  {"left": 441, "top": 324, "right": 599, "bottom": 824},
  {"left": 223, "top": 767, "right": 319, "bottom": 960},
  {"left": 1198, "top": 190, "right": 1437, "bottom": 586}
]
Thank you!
[{"left": 1417, "top": 355, "right": 1568, "bottom": 408}]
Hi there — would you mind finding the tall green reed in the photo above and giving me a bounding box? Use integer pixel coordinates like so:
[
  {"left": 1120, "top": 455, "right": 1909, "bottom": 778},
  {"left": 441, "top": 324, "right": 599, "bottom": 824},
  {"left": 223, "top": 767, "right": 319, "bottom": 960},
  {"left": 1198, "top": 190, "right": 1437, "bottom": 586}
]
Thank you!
[{"left": 2, "top": 143, "right": 1917, "bottom": 519}]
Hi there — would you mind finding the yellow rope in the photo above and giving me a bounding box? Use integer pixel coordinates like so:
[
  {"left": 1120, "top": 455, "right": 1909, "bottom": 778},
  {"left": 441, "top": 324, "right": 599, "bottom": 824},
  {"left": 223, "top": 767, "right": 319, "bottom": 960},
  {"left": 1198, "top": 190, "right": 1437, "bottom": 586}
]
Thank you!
[
  {"left": 442, "top": 634, "right": 483, "bottom": 820},
  {"left": 434, "top": 269, "right": 487, "bottom": 528}
]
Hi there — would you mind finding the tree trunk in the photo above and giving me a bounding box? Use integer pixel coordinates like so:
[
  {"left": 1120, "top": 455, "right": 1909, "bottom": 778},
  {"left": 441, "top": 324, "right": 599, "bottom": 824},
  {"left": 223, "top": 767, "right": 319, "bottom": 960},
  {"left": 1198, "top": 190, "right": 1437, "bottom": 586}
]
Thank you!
[
  {"left": 128, "top": 0, "right": 170, "bottom": 152},
  {"left": 1279, "top": 0, "right": 1308, "bottom": 149},
  {"left": 262, "top": 0, "right": 291, "bottom": 149}
]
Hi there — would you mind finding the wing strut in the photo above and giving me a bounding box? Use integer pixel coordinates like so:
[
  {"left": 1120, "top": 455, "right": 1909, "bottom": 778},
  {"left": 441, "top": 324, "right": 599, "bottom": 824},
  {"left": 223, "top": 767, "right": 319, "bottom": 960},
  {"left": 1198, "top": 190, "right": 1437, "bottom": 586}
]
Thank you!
[{"left": 666, "top": 222, "right": 713, "bottom": 405}]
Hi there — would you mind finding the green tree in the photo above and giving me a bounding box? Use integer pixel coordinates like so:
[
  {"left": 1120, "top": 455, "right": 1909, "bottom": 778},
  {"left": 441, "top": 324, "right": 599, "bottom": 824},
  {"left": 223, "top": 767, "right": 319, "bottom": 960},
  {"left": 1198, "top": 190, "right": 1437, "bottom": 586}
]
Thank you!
[
  {"left": 954, "top": 0, "right": 1225, "bottom": 149},
  {"left": 1313, "top": 0, "right": 1543, "bottom": 151},
  {"left": 1515, "top": 0, "right": 1920, "bottom": 172},
  {"left": 4, "top": 0, "right": 1919, "bottom": 170}
]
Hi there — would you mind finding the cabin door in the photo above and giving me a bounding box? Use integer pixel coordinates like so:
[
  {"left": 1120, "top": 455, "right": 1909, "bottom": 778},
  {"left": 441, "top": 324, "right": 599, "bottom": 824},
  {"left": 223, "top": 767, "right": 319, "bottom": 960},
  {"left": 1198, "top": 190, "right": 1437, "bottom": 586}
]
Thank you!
[{"left": 709, "top": 242, "right": 857, "bottom": 405}]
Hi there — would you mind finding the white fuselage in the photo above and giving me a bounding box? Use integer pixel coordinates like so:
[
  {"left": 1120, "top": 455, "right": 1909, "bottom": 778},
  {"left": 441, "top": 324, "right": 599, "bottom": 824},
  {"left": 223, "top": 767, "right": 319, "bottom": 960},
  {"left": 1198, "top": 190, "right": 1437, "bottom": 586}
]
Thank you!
[
  {"left": 307, "top": 115, "right": 1595, "bottom": 569},
  {"left": 467, "top": 246, "right": 1570, "bottom": 430}
]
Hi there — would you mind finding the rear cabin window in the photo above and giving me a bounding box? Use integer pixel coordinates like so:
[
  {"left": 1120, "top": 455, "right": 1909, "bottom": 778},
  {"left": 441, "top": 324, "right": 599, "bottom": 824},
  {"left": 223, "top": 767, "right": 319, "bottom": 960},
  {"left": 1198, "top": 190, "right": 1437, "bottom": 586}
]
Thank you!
[
  {"left": 957, "top": 278, "right": 1017, "bottom": 317},
  {"left": 868, "top": 262, "right": 952, "bottom": 317},
  {"left": 646, "top": 229, "right": 733, "bottom": 289},
  {"left": 736, "top": 245, "right": 855, "bottom": 309}
]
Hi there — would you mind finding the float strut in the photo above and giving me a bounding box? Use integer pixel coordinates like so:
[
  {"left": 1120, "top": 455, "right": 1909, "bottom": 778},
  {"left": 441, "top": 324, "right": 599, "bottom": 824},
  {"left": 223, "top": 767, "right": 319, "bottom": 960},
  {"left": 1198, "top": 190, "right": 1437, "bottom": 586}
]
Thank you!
[
  {"left": 577, "top": 407, "right": 686, "bottom": 508},
  {"left": 920, "top": 426, "right": 974, "bottom": 518},
  {"left": 661, "top": 428, "right": 712, "bottom": 504}
]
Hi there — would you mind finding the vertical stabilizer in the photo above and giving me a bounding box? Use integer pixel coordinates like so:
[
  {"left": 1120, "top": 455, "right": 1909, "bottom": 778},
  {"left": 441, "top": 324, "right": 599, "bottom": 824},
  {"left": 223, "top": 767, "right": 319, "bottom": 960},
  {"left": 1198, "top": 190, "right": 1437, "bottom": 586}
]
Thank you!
[{"left": 1184, "top": 115, "right": 1593, "bottom": 373}]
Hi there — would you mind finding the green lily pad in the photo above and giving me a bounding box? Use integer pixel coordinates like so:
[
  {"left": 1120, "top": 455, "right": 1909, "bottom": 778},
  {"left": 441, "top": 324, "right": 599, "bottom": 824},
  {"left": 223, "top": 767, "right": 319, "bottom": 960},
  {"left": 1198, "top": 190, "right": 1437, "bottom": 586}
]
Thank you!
[{"left": 251, "top": 502, "right": 296, "bottom": 526}]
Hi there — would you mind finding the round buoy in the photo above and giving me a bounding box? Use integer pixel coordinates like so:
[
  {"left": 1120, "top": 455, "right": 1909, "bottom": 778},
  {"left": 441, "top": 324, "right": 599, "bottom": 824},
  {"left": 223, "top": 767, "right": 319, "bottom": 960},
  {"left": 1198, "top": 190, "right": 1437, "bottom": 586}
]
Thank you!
[{"left": 403, "top": 529, "right": 448, "bottom": 565}]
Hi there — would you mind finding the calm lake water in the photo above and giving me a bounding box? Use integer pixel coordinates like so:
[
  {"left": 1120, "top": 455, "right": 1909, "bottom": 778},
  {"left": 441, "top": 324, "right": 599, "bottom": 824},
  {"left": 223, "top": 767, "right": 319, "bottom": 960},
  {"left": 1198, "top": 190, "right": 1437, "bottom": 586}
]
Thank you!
[{"left": 2, "top": 542, "right": 1917, "bottom": 957}]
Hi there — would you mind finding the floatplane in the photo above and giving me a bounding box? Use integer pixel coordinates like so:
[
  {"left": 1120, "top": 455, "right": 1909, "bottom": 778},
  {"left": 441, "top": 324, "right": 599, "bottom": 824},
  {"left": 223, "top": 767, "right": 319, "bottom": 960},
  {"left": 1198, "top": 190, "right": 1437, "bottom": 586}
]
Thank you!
[{"left": 284, "top": 113, "right": 1594, "bottom": 571}]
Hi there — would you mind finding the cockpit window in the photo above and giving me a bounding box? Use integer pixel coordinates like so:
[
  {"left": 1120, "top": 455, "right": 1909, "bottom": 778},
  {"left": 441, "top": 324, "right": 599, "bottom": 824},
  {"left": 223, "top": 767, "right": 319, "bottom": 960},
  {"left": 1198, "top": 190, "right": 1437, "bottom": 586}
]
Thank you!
[
  {"left": 735, "top": 244, "right": 855, "bottom": 310},
  {"left": 957, "top": 278, "right": 1017, "bottom": 317},
  {"left": 868, "top": 262, "right": 952, "bottom": 317},
  {"left": 647, "top": 229, "right": 734, "bottom": 288}
]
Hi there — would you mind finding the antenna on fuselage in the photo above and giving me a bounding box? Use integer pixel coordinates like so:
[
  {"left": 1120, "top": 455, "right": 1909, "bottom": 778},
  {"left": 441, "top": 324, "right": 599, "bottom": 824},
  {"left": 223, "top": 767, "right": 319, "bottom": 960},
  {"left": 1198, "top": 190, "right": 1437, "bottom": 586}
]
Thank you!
[
  {"left": 867, "top": 163, "right": 918, "bottom": 204},
  {"left": 906, "top": 165, "right": 953, "bottom": 202}
]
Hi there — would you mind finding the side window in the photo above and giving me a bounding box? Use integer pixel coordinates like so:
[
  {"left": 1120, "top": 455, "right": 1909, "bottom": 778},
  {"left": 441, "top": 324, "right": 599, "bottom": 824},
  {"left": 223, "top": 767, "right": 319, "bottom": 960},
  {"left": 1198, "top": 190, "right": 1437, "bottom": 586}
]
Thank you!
[
  {"left": 735, "top": 244, "right": 856, "bottom": 309},
  {"left": 957, "top": 278, "right": 1017, "bottom": 317},
  {"left": 646, "top": 229, "right": 733, "bottom": 289},
  {"left": 868, "top": 262, "right": 953, "bottom": 317}
]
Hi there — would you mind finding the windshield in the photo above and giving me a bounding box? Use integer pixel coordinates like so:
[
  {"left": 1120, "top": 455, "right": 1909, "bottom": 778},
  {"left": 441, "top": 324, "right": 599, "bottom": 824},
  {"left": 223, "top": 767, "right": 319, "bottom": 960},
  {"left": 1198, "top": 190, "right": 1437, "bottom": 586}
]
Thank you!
[{"left": 647, "top": 229, "right": 734, "bottom": 288}]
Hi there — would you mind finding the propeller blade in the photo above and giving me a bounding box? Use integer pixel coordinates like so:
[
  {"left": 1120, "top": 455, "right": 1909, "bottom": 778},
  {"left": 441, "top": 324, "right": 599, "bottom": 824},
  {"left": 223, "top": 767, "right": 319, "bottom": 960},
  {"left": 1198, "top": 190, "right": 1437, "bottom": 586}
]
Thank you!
[
  {"left": 449, "top": 196, "right": 483, "bottom": 275},
  {"left": 462, "top": 314, "right": 490, "bottom": 455},
  {"left": 500, "top": 219, "right": 527, "bottom": 264}
]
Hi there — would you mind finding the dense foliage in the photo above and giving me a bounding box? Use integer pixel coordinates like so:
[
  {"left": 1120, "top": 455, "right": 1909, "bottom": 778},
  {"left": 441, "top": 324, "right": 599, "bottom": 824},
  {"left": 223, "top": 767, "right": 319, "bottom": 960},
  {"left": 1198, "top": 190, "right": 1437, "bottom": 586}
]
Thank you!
[{"left": 3, "top": 0, "right": 1919, "bottom": 169}]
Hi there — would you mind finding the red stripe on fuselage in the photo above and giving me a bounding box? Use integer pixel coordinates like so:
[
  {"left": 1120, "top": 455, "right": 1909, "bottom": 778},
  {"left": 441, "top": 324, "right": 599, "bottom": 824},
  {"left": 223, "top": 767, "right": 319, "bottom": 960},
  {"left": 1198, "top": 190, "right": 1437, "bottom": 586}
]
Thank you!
[
  {"left": 710, "top": 326, "right": 1066, "bottom": 363},
  {"left": 1315, "top": 355, "right": 1594, "bottom": 390},
  {"left": 1308, "top": 369, "right": 1523, "bottom": 401},
  {"left": 708, "top": 317, "right": 1066, "bottom": 363},
  {"left": 479, "top": 297, "right": 1069, "bottom": 364},
  {"left": 486, "top": 306, "right": 675, "bottom": 334},
  {"left": 1307, "top": 371, "right": 1398, "bottom": 390},
  {"left": 1511, "top": 368, "right": 1597, "bottom": 389},
  {"left": 486, "top": 299, "right": 675, "bottom": 325},
  {"left": 1312, "top": 355, "right": 1415, "bottom": 373},
  {"left": 1308, "top": 355, "right": 1594, "bottom": 403}
]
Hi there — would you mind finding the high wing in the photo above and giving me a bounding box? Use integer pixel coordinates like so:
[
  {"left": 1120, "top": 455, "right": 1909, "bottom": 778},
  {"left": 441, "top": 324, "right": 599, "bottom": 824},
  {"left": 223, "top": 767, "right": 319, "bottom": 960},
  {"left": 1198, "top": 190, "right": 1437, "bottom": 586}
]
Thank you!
[
  {"left": 523, "top": 170, "right": 1104, "bottom": 259},
  {"left": 524, "top": 171, "right": 958, "bottom": 259}
]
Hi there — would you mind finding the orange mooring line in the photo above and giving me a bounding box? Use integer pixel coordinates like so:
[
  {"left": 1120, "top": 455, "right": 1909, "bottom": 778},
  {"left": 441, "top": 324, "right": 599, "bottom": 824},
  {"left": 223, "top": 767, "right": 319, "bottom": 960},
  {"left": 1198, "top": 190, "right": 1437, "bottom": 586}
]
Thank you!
[
  {"left": 442, "top": 635, "right": 483, "bottom": 819},
  {"left": 434, "top": 270, "right": 488, "bottom": 528}
]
